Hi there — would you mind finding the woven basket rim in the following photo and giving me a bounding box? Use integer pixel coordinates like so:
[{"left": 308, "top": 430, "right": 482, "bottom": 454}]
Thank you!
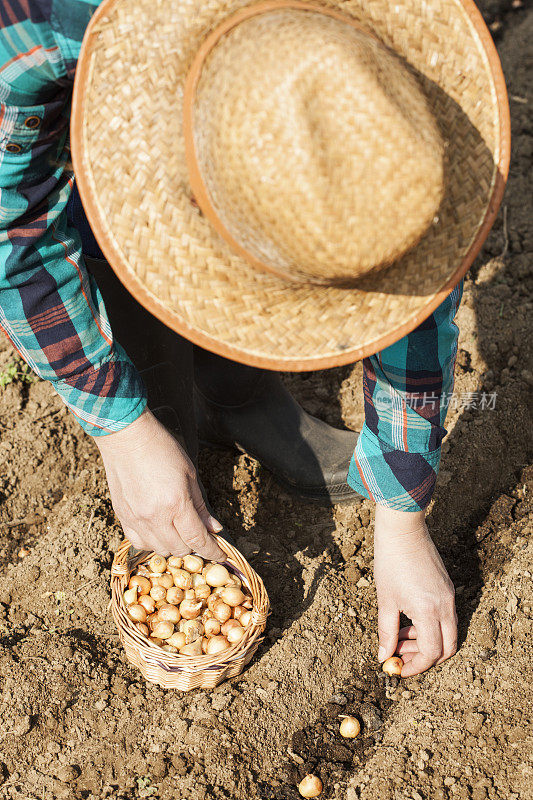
[
  {"left": 110, "top": 536, "right": 270, "bottom": 678},
  {"left": 71, "top": 0, "right": 511, "bottom": 371}
]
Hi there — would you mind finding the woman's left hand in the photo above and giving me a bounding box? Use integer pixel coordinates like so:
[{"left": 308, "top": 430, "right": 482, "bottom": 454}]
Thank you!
[{"left": 373, "top": 505, "right": 458, "bottom": 677}]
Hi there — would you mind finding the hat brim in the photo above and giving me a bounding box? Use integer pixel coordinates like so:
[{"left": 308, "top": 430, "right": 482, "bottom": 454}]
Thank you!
[{"left": 71, "top": 0, "right": 510, "bottom": 371}]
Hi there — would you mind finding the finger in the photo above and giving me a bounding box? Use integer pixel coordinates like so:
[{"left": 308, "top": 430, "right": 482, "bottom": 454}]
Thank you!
[
  {"left": 398, "top": 625, "right": 417, "bottom": 640},
  {"left": 400, "top": 619, "right": 442, "bottom": 677},
  {"left": 187, "top": 478, "right": 226, "bottom": 561},
  {"left": 377, "top": 604, "right": 400, "bottom": 663},
  {"left": 395, "top": 639, "right": 419, "bottom": 656},
  {"left": 399, "top": 651, "right": 416, "bottom": 665},
  {"left": 188, "top": 476, "right": 224, "bottom": 534},
  {"left": 174, "top": 501, "right": 225, "bottom": 562},
  {"left": 435, "top": 618, "right": 458, "bottom": 665},
  {"left": 120, "top": 524, "right": 168, "bottom": 556}
]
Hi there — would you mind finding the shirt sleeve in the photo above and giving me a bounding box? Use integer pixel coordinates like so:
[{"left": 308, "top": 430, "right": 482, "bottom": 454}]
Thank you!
[
  {"left": 347, "top": 281, "right": 464, "bottom": 511},
  {"left": 0, "top": 90, "right": 147, "bottom": 436}
]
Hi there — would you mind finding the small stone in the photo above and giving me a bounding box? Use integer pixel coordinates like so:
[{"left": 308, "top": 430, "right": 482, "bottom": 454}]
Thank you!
[
  {"left": 11, "top": 715, "right": 31, "bottom": 736},
  {"left": 345, "top": 565, "right": 362, "bottom": 584},
  {"left": 479, "top": 648, "right": 493, "bottom": 662},
  {"left": 520, "top": 369, "right": 533, "bottom": 386},
  {"left": 341, "top": 543, "right": 357, "bottom": 561},
  {"left": 356, "top": 577, "right": 371, "bottom": 589},
  {"left": 56, "top": 764, "right": 80, "bottom": 782},
  {"left": 211, "top": 692, "right": 232, "bottom": 711},
  {"left": 94, "top": 699, "right": 107, "bottom": 712},
  {"left": 444, "top": 777, "right": 456, "bottom": 787},
  {"left": 475, "top": 618, "right": 496, "bottom": 649},
  {"left": 170, "top": 755, "right": 187, "bottom": 776},
  {"left": 465, "top": 712, "right": 484, "bottom": 735},
  {"left": 360, "top": 703, "right": 382, "bottom": 731},
  {"left": 359, "top": 509, "right": 371, "bottom": 527},
  {"left": 329, "top": 693, "right": 348, "bottom": 706},
  {"left": 401, "top": 690, "right": 413, "bottom": 700},
  {"left": 150, "top": 754, "right": 167, "bottom": 779}
]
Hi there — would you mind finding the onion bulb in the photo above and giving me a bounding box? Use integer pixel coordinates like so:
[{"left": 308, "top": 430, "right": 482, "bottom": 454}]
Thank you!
[
  {"left": 220, "top": 587, "right": 245, "bottom": 607},
  {"left": 339, "top": 716, "right": 361, "bottom": 738},
  {"left": 138, "top": 595, "right": 156, "bottom": 614},
  {"left": 149, "top": 636, "right": 164, "bottom": 647},
  {"left": 298, "top": 775, "right": 323, "bottom": 798},
  {"left": 167, "top": 632, "right": 186, "bottom": 649},
  {"left": 158, "top": 604, "right": 181, "bottom": 624},
  {"left": 135, "top": 622, "right": 150, "bottom": 636},
  {"left": 183, "top": 554, "right": 203, "bottom": 573},
  {"left": 205, "top": 636, "right": 230, "bottom": 655},
  {"left": 212, "top": 601, "right": 232, "bottom": 624},
  {"left": 129, "top": 575, "right": 151, "bottom": 595},
  {"left": 149, "top": 585, "right": 167, "bottom": 602},
  {"left": 166, "top": 586, "right": 185, "bottom": 605},
  {"left": 227, "top": 625, "right": 245, "bottom": 644},
  {"left": 172, "top": 569, "right": 193, "bottom": 590},
  {"left": 192, "top": 572, "right": 207, "bottom": 588},
  {"left": 127, "top": 604, "right": 147, "bottom": 623},
  {"left": 181, "top": 619, "right": 204, "bottom": 643},
  {"left": 123, "top": 587, "right": 138, "bottom": 605},
  {"left": 221, "top": 619, "right": 242, "bottom": 637},
  {"left": 147, "top": 613, "right": 159, "bottom": 630},
  {"left": 194, "top": 584, "right": 211, "bottom": 601},
  {"left": 167, "top": 556, "right": 183, "bottom": 569},
  {"left": 161, "top": 644, "right": 178, "bottom": 653},
  {"left": 204, "top": 564, "right": 230, "bottom": 587},
  {"left": 152, "top": 621, "right": 174, "bottom": 639},
  {"left": 204, "top": 618, "right": 221, "bottom": 637},
  {"left": 179, "top": 640, "right": 203, "bottom": 656},
  {"left": 148, "top": 554, "right": 167, "bottom": 573},
  {"left": 179, "top": 598, "right": 203, "bottom": 620},
  {"left": 150, "top": 573, "right": 173, "bottom": 589},
  {"left": 239, "top": 610, "right": 252, "bottom": 627},
  {"left": 382, "top": 656, "right": 403, "bottom": 676}
]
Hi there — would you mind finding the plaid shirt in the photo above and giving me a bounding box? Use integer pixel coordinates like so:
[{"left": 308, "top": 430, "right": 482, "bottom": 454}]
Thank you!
[{"left": 0, "top": 0, "right": 463, "bottom": 512}]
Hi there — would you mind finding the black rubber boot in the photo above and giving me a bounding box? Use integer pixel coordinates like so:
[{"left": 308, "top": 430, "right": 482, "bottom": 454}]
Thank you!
[{"left": 193, "top": 350, "right": 360, "bottom": 505}]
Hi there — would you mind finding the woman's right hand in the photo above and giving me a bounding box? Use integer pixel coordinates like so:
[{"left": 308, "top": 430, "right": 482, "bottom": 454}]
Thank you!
[{"left": 94, "top": 408, "right": 225, "bottom": 560}]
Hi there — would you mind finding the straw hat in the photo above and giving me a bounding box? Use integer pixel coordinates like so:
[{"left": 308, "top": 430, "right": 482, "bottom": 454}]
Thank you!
[{"left": 71, "top": 0, "right": 510, "bottom": 370}]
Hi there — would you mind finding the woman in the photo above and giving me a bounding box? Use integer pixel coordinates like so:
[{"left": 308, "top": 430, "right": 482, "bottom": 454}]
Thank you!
[{"left": 1, "top": 0, "right": 488, "bottom": 677}]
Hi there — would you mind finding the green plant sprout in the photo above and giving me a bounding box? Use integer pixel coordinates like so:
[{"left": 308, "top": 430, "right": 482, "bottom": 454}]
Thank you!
[{"left": 0, "top": 358, "right": 38, "bottom": 389}]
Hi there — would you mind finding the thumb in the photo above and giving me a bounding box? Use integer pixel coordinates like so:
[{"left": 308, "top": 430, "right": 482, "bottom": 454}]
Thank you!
[{"left": 377, "top": 604, "right": 400, "bottom": 662}]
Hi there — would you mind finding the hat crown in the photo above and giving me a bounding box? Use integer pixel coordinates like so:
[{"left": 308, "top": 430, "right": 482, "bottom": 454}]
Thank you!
[{"left": 190, "top": 7, "right": 445, "bottom": 284}]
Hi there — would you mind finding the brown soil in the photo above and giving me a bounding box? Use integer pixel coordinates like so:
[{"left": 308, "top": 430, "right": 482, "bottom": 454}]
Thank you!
[{"left": 0, "top": 3, "right": 532, "bottom": 799}]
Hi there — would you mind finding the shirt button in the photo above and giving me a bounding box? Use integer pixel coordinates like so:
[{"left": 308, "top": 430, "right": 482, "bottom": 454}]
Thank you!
[
  {"left": 6, "top": 142, "right": 22, "bottom": 153},
  {"left": 24, "top": 115, "right": 41, "bottom": 129}
]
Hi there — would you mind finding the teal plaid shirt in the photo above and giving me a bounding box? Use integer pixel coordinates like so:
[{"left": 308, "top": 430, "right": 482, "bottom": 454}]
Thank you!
[{"left": 0, "top": 0, "right": 463, "bottom": 511}]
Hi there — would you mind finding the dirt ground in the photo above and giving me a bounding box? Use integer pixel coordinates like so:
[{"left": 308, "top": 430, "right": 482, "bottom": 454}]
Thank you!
[{"left": 0, "top": 2, "right": 532, "bottom": 799}]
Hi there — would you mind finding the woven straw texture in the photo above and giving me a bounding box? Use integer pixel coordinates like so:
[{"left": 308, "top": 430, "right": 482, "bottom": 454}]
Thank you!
[
  {"left": 110, "top": 536, "right": 270, "bottom": 690},
  {"left": 72, "top": 0, "right": 510, "bottom": 370},
  {"left": 190, "top": 9, "right": 445, "bottom": 283}
]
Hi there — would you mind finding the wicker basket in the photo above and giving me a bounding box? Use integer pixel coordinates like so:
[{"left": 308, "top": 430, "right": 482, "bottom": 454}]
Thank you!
[{"left": 110, "top": 536, "right": 270, "bottom": 689}]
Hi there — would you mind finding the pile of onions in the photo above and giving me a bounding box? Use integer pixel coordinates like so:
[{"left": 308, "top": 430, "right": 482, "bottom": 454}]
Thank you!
[{"left": 123, "top": 554, "right": 254, "bottom": 656}]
